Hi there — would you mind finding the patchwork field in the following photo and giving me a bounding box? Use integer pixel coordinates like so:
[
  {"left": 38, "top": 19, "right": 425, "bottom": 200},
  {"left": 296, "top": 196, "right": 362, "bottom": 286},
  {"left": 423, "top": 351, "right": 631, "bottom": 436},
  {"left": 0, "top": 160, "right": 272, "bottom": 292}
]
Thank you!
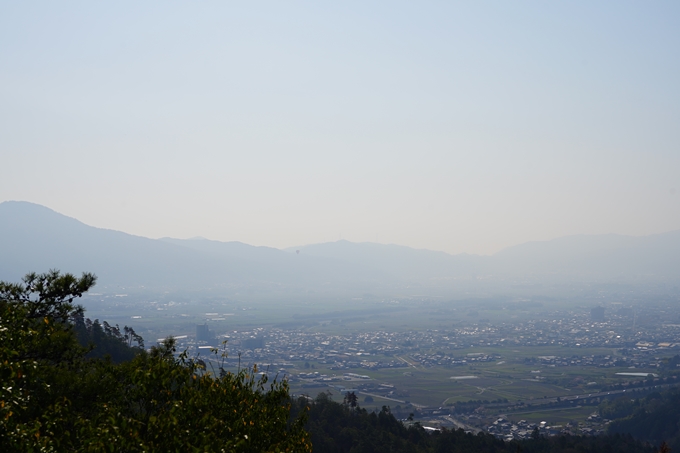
[{"left": 81, "top": 293, "right": 674, "bottom": 426}]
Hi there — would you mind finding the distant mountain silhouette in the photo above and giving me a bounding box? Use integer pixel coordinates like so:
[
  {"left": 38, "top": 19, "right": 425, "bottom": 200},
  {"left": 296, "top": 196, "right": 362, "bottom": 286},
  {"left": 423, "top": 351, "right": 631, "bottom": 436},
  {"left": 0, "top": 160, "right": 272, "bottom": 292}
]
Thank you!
[
  {"left": 1, "top": 201, "right": 679, "bottom": 290},
  {"left": 288, "top": 233, "right": 680, "bottom": 283},
  {"left": 492, "top": 231, "right": 680, "bottom": 279},
  {"left": 0, "top": 201, "right": 372, "bottom": 289},
  {"left": 158, "top": 237, "right": 374, "bottom": 286},
  {"left": 0, "top": 201, "right": 239, "bottom": 287}
]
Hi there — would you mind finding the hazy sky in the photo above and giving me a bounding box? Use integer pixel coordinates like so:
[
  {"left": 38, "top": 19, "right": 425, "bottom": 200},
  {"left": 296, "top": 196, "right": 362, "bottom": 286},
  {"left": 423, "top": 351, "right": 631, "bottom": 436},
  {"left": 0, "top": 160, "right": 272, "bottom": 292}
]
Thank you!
[{"left": 2, "top": 2, "right": 679, "bottom": 255}]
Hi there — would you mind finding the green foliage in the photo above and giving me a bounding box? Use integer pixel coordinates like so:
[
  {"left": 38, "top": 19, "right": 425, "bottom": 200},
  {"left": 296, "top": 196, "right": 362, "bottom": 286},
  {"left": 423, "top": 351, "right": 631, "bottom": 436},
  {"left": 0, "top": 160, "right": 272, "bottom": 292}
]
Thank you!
[
  {"left": 73, "top": 314, "right": 144, "bottom": 363},
  {"left": 607, "top": 387, "right": 680, "bottom": 450},
  {"left": 599, "top": 395, "right": 641, "bottom": 420},
  {"left": 0, "top": 270, "right": 310, "bottom": 452},
  {"left": 343, "top": 391, "right": 358, "bottom": 410},
  {"left": 68, "top": 339, "right": 310, "bottom": 452}
]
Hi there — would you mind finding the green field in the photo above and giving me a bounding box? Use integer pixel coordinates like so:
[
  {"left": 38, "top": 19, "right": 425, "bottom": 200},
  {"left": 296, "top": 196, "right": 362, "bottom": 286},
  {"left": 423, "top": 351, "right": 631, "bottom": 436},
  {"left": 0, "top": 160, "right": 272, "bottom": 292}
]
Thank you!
[{"left": 283, "top": 355, "right": 661, "bottom": 413}]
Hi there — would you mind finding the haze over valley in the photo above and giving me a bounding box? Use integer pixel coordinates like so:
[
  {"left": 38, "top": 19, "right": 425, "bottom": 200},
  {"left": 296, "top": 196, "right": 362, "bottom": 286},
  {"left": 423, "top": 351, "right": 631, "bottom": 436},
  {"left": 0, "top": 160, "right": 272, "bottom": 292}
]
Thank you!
[
  {"left": 3, "top": 2, "right": 680, "bottom": 450},
  {"left": 5, "top": 200, "right": 680, "bottom": 442}
]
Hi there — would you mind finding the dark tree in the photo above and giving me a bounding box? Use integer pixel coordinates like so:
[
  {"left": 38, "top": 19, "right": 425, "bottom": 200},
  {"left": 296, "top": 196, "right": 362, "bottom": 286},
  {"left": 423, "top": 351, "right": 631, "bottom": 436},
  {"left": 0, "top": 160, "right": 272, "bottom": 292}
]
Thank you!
[{"left": 345, "top": 391, "right": 358, "bottom": 410}]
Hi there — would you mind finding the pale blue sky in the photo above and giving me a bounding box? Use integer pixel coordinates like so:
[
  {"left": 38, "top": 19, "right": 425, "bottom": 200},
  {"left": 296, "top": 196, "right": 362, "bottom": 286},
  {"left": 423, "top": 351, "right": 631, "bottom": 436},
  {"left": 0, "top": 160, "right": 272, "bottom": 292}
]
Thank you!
[{"left": 2, "top": 1, "right": 679, "bottom": 254}]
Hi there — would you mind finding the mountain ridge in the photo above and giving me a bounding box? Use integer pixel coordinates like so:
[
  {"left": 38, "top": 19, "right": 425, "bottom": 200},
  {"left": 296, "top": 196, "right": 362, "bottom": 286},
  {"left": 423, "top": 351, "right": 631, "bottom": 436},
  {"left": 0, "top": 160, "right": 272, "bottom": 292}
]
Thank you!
[{"left": 2, "top": 201, "right": 679, "bottom": 289}]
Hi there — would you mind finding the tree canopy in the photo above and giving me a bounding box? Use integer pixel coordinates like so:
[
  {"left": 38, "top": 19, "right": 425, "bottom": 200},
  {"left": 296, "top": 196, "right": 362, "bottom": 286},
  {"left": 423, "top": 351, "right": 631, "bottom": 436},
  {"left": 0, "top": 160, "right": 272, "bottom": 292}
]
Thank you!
[{"left": 0, "top": 270, "right": 310, "bottom": 452}]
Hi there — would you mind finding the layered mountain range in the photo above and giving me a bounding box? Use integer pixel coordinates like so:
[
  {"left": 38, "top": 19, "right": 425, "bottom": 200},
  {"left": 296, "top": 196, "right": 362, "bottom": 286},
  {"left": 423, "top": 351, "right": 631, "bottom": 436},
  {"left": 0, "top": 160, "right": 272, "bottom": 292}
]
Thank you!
[{"left": 1, "top": 201, "right": 679, "bottom": 290}]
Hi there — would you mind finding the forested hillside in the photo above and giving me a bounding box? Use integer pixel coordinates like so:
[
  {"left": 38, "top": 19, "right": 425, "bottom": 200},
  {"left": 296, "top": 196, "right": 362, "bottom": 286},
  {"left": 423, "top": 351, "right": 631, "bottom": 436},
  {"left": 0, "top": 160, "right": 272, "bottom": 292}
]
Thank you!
[
  {"left": 0, "top": 271, "right": 310, "bottom": 452},
  {"left": 606, "top": 387, "right": 680, "bottom": 450},
  {"left": 294, "top": 394, "right": 656, "bottom": 453}
]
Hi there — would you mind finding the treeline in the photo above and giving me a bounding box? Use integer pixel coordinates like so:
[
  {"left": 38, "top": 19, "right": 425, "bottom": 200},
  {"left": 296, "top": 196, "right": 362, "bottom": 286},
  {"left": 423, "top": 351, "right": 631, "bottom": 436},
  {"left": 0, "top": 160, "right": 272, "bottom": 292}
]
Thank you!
[
  {"left": 294, "top": 392, "right": 656, "bottom": 453},
  {"left": 73, "top": 314, "right": 144, "bottom": 362}
]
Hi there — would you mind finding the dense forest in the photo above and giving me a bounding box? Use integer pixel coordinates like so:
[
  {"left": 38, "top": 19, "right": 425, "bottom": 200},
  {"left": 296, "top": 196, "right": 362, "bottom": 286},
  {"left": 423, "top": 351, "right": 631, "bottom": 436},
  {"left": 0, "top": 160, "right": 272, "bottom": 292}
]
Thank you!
[{"left": 0, "top": 270, "right": 673, "bottom": 452}]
